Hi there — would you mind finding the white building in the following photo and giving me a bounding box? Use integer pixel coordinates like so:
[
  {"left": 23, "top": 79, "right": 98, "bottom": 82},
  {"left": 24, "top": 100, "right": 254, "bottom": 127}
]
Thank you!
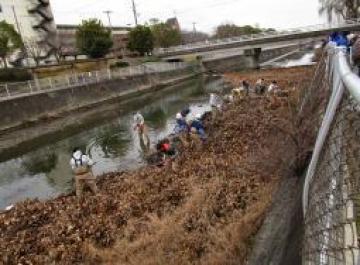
[{"left": 0, "top": 0, "right": 57, "bottom": 65}]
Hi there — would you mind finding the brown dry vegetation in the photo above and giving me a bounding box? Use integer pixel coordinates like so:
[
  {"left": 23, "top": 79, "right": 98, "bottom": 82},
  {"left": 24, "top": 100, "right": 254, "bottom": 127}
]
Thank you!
[{"left": 0, "top": 66, "right": 314, "bottom": 265}]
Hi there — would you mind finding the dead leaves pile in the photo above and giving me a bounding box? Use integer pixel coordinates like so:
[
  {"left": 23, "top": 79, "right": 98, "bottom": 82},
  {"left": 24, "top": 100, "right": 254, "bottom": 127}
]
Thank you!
[{"left": 0, "top": 68, "right": 310, "bottom": 265}]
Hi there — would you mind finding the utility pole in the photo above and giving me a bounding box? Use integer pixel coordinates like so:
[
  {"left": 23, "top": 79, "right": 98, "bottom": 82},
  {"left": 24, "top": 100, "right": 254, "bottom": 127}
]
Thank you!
[
  {"left": 12, "top": 5, "right": 30, "bottom": 67},
  {"left": 103, "top": 10, "right": 113, "bottom": 28},
  {"left": 192, "top": 22, "right": 197, "bottom": 42},
  {"left": 131, "top": 0, "right": 138, "bottom": 26},
  {"left": 103, "top": 10, "right": 115, "bottom": 57},
  {"left": 192, "top": 22, "right": 197, "bottom": 34},
  {"left": 11, "top": 5, "right": 23, "bottom": 40}
]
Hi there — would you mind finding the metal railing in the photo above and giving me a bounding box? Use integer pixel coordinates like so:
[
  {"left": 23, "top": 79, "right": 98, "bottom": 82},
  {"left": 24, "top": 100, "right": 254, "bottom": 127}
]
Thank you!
[
  {"left": 302, "top": 45, "right": 360, "bottom": 264},
  {"left": 0, "top": 62, "right": 190, "bottom": 99},
  {"left": 156, "top": 19, "right": 360, "bottom": 56}
]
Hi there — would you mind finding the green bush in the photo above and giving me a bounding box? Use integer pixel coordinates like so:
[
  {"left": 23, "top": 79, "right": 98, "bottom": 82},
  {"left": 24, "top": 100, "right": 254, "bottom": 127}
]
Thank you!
[
  {"left": 127, "top": 25, "right": 154, "bottom": 56},
  {"left": 76, "top": 19, "right": 113, "bottom": 59},
  {"left": 0, "top": 68, "right": 32, "bottom": 82}
]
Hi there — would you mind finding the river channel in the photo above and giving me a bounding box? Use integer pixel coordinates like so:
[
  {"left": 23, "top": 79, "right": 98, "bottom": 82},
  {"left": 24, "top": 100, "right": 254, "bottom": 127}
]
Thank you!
[{"left": 0, "top": 76, "right": 227, "bottom": 209}]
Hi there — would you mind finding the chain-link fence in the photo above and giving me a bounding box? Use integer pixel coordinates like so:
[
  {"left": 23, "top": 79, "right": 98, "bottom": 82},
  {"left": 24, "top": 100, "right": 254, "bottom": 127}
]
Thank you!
[
  {"left": 0, "top": 62, "right": 192, "bottom": 99},
  {"left": 302, "top": 46, "right": 360, "bottom": 264}
]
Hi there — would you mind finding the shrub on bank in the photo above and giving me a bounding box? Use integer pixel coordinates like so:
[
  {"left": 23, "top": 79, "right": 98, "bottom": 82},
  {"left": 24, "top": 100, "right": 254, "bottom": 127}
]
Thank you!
[{"left": 110, "top": 61, "right": 130, "bottom": 69}]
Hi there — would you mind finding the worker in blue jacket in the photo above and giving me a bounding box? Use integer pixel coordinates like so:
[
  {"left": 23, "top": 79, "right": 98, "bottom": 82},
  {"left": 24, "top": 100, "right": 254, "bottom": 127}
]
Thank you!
[
  {"left": 174, "top": 113, "right": 189, "bottom": 134},
  {"left": 190, "top": 114, "right": 207, "bottom": 141},
  {"left": 330, "top": 31, "right": 349, "bottom": 48}
]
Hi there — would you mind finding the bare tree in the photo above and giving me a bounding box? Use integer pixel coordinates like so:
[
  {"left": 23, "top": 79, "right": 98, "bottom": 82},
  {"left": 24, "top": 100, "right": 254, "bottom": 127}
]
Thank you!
[
  {"left": 319, "top": 0, "right": 360, "bottom": 21},
  {"left": 24, "top": 39, "right": 46, "bottom": 66},
  {"left": 53, "top": 43, "right": 65, "bottom": 64}
]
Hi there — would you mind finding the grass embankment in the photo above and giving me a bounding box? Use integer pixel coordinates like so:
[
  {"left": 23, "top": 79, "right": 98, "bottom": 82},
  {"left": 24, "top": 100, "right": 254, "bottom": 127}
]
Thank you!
[{"left": 0, "top": 66, "right": 313, "bottom": 265}]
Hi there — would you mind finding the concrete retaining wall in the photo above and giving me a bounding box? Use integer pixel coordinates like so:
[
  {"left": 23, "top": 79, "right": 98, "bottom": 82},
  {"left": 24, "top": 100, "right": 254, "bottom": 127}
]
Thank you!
[
  {"left": 259, "top": 45, "right": 300, "bottom": 63},
  {"left": 0, "top": 67, "right": 198, "bottom": 132},
  {"left": 202, "top": 54, "right": 258, "bottom": 72}
]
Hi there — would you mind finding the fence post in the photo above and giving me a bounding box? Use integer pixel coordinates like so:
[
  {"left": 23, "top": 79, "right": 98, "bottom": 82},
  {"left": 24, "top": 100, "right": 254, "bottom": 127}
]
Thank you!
[
  {"left": 28, "top": 81, "right": 33, "bottom": 93},
  {"left": 34, "top": 78, "right": 40, "bottom": 91},
  {"left": 143, "top": 65, "right": 147, "bottom": 75},
  {"left": 5, "top": 84, "right": 10, "bottom": 97},
  {"left": 48, "top": 78, "right": 53, "bottom": 90},
  {"left": 67, "top": 75, "right": 71, "bottom": 87},
  {"left": 108, "top": 69, "right": 112, "bottom": 80}
]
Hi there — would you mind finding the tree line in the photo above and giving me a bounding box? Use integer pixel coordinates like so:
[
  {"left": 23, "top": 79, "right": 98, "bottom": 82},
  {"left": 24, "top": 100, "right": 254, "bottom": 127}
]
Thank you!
[
  {"left": 0, "top": 18, "right": 269, "bottom": 66},
  {"left": 70, "top": 0, "right": 360, "bottom": 58}
]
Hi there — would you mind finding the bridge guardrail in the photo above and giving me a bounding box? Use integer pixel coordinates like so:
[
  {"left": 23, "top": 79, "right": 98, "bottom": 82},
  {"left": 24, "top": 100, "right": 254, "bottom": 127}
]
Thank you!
[
  {"left": 0, "top": 62, "right": 191, "bottom": 100},
  {"left": 156, "top": 19, "right": 360, "bottom": 56},
  {"left": 302, "top": 45, "right": 360, "bottom": 264}
]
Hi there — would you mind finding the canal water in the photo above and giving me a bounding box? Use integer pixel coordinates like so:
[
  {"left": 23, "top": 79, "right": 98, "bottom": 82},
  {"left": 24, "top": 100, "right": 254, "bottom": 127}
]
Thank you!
[{"left": 0, "top": 76, "right": 226, "bottom": 209}]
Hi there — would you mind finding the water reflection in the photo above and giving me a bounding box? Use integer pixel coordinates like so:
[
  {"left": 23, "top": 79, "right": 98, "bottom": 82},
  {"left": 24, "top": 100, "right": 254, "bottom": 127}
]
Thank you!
[
  {"left": 92, "top": 123, "right": 131, "bottom": 158},
  {"left": 144, "top": 107, "right": 168, "bottom": 129},
  {"left": 22, "top": 148, "right": 57, "bottom": 175},
  {"left": 0, "top": 77, "right": 225, "bottom": 209}
]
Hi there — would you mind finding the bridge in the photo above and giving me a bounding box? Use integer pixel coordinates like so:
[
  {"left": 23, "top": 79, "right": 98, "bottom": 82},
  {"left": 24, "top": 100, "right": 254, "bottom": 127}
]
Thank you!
[{"left": 156, "top": 20, "right": 360, "bottom": 57}]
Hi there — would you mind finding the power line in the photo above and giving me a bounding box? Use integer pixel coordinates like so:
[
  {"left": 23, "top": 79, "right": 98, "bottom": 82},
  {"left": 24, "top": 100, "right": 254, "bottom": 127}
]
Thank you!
[
  {"left": 54, "top": 0, "right": 100, "bottom": 14},
  {"left": 143, "top": 0, "right": 238, "bottom": 19}
]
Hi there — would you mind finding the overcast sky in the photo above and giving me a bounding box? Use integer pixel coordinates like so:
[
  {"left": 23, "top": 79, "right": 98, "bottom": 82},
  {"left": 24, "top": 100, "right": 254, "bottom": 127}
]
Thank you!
[{"left": 52, "top": 0, "right": 325, "bottom": 33}]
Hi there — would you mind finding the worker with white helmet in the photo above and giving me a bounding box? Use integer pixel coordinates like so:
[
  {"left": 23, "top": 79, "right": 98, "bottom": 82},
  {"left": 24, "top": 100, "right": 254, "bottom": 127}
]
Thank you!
[
  {"left": 173, "top": 112, "right": 190, "bottom": 147},
  {"left": 174, "top": 112, "right": 189, "bottom": 134},
  {"left": 133, "top": 112, "right": 145, "bottom": 133},
  {"left": 70, "top": 148, "right": 97, "bottom": 196},
  {"left": 133, "top": 112, "right": 150, "bottom": 151},
  {"left": 209, "top": 93, "right": 223, "bottom": 109}
]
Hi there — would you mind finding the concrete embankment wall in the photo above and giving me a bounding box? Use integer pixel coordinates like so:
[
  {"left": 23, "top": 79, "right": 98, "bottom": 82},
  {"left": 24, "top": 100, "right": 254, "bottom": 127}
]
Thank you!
[
  {"left": 258, "top": 45, "right": 300, "bottom": 63},
  {"left": 0, "top": 67, "right": 198, "bottom": 132},
  {"left": 203, "top": 54, "right": 258, "bottom": 73}
]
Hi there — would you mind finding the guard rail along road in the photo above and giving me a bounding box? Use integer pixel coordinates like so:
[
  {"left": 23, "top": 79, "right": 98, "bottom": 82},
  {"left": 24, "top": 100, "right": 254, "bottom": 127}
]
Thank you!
[
  {"left": 302, "top": 45, "right": 360, "bottom": 264},
  {"left": 0, "top": 62, "right": 190, "bottom": 99},
  {"left": 155, "top": 19, "right": 360, "bottom": 56}
]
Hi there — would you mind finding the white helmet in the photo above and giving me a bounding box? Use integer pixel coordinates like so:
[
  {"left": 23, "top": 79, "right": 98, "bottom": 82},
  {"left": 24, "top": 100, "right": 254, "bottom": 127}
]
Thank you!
[
  {"left": 195, "top": 113, "right": 202, "bottom": 120},
  {"left": 348, "top": 33, "right": 356, "bottom": 41},
  {"left": 176, "top": 113, "right": 182, "bottom": 120}
]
